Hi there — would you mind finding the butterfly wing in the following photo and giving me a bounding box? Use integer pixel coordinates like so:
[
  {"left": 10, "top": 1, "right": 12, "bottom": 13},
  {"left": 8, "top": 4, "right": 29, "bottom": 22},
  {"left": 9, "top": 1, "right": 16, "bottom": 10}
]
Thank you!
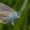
[{"left": 0, "top": 3, "right": 20, "bottom": 24}]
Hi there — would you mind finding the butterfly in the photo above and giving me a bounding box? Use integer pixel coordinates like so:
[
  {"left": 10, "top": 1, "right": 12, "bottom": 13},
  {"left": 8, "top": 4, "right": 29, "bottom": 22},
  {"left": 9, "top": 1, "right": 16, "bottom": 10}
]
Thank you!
[{"left": 0, "top": 3, "right": 20, "bottom": 25}]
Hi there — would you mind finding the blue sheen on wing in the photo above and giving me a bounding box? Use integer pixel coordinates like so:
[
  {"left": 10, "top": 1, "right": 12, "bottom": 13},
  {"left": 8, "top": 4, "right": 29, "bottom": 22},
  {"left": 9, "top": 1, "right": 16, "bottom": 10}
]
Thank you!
[
  {"left": 7, "top": 12, "right": 17, "bottom": 22},
  {"left": 7, "top": 12, "right": 20, "bottom": 23}
]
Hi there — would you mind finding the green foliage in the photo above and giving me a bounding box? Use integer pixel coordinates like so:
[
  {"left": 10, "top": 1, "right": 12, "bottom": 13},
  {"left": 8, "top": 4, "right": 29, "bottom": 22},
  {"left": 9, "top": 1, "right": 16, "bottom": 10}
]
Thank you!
[{"left": 0, "top": 0, "right": 30, "bottom": 30}]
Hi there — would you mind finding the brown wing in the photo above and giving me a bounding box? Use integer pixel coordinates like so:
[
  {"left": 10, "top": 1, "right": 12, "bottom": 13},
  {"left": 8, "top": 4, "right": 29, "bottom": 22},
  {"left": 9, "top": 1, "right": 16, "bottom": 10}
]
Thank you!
[
  {"left": 0, "top": 3, "right": 17, "bottom": 24},
  {"left": 0, "top": 3, "right": 16, "bottom": 17},
  {"left": 0, "top": 11, "right": 10, "bottom": 17}
]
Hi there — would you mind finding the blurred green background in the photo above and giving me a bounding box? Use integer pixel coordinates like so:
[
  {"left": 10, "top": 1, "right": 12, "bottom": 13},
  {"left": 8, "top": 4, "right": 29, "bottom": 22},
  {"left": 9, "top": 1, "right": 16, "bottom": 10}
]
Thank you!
[{"left": 0, "top": 0, "right": 30, "bottom": 30}]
